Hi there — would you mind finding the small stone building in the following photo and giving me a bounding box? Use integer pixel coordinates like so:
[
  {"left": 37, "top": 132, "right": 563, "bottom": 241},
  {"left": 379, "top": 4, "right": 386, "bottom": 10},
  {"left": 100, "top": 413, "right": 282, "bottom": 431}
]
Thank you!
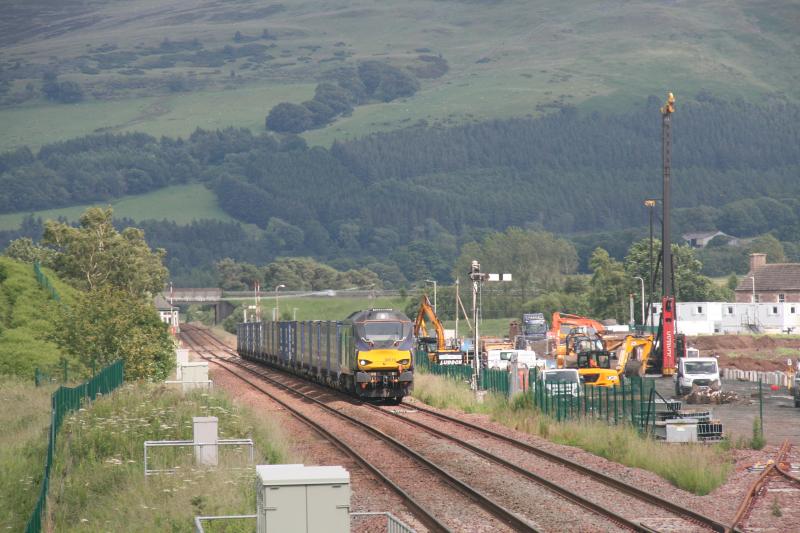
[
  {"left": 154, "top": 294, "right": 180, "bottom": 332},
  {"left": 735, "top": 253, "right": 800, "bottom": 303}
]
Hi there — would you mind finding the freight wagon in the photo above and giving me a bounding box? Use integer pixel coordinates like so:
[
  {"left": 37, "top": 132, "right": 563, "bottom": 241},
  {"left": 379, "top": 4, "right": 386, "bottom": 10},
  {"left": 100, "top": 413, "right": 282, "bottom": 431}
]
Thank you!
[{"left": 237, "top": 309, "right": 414, "bottom": 403}]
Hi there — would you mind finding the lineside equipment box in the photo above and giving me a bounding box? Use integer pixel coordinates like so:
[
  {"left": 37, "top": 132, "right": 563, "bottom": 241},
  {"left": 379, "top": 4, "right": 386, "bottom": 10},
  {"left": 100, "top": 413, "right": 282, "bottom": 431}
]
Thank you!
[{"left": 256, "top": 464, "right": 350, "bottom": 533}]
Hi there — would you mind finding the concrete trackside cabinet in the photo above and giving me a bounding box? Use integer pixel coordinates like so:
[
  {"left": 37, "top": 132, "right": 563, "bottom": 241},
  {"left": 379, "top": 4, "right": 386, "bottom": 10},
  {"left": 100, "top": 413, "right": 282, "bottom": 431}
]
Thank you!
[
  {"left": 256, "top": 464, "right": 350, "bottom": 533},
  {"left": 175, "top": 348, "right": 189, "bottom": 379}
]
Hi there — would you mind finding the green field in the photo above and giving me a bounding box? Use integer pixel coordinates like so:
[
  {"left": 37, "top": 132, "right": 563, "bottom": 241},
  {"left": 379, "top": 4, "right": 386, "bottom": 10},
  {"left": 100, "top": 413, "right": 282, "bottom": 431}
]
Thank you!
[
  {"left": 0, "top": 184, "right": 235, "bottom": 231},
  {"left": 1, "top": 0, "right": 797, "bottom": 151},
  {"left": 0, "top": 83, "right": 315, "bottom": 152}
]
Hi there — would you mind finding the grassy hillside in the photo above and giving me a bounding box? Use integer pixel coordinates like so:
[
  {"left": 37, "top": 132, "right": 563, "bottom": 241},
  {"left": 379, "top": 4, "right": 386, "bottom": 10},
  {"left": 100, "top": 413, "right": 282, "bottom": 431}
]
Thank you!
[
  {"left": 0, "top": 257, "right": 76, "bottom": 377},
  {"left": 0, "top": 183, "right": 236, "bottom": 231},
  {"left": 1, "top": 0, "right": 797, "bottom": 151},
  {"left": 0, "top": 378, "right": 53, "bottom": 532}
]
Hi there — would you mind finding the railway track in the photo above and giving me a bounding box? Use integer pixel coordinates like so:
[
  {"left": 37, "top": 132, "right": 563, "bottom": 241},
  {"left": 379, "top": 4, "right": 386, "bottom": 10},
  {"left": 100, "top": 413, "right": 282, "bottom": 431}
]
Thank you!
[
  {"left": 180, "top": 325, "right": 732, "bottom": 532},
  {"left": 180, "top": 326, "right": 527, "bottom": 532},
  {"left": 728, "top": 440, "right": 800, "bottom": 532}
]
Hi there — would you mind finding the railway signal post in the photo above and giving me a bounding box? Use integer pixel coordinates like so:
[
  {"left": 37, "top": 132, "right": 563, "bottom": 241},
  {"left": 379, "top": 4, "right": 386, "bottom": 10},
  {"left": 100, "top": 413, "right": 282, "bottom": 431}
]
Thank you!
[{"left": 468, "top": 260, "right": 511, "bottom": 391}]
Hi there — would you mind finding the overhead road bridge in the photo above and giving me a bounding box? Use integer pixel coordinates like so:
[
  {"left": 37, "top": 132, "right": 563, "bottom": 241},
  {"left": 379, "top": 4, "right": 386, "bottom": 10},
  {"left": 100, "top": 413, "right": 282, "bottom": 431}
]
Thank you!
[{"left": 161, "top": 288, "right": 235, "bottom": 324}]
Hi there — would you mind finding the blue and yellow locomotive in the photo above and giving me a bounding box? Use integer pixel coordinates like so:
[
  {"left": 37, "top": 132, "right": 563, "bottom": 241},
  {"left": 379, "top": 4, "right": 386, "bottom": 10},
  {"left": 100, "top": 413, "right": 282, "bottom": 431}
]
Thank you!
[{"left": 237, "top": 309, "right": 414, "bottom": 402}]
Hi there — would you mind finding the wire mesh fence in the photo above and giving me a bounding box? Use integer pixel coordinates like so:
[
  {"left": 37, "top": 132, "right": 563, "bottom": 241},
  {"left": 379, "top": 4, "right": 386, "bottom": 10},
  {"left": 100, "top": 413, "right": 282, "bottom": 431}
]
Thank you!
[
  {"left": 526, "top": 368, "right": 656, "bottom": 432},
  {"left": 33, "top": 261, "right": 61, "bottom": 303},
  {"left": 24, "top": 359, "right": 124, "bottom": 533},
  {"left": 413, "top": 349, "right": 656, "bottom": 432}
]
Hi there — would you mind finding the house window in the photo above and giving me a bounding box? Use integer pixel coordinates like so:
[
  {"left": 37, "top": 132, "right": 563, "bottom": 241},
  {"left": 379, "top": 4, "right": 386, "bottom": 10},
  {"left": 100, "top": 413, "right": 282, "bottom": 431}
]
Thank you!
[
  {"left": 779, "top": 294, "right": 785, "bottom": 302},
  {"left": 770, "top": 306, "right": 779, "bottom": 315},
  {"left": 792, "top": 307, "right": 797, "bottom": 314},
  {"left": 695, "top": 306, "right": 704, "bottom": 314},
  {"left": 725, "top": 306, "right": 734, "bottom": 315},
  {"left": 754, "top": 294, "right": 760, "bottom": 303}
]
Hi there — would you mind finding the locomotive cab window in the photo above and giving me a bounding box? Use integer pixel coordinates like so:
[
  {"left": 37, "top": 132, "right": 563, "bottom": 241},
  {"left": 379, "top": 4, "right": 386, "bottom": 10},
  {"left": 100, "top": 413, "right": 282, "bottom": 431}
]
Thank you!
[{"left": 359, "top": 321, "right": 411, "bottom": 342}]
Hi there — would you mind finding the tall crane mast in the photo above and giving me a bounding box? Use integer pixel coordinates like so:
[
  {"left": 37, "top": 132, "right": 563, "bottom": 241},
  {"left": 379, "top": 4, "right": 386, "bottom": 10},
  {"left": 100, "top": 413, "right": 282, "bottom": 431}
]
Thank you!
[{"left": 660, "top": 92, "right": 677, "bottom": 376}]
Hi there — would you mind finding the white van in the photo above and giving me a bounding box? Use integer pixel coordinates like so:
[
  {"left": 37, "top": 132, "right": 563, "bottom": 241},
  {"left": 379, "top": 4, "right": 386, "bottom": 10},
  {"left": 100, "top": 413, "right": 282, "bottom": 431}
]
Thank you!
[
  {"left": 487, "top": 349, "right": 539, "bottom": 370},
  {"left": 675, "top": 357, "right": 721, "bottom": 396},
  {"left": 538, "top": 368, "right": 581, "bottom": 397}
]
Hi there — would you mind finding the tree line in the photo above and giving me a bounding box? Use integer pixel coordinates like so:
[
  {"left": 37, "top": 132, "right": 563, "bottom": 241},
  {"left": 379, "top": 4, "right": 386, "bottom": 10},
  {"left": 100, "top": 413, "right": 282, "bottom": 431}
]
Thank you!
[{"left": 0, "top": 96, "right": 798, "bottom": 283}]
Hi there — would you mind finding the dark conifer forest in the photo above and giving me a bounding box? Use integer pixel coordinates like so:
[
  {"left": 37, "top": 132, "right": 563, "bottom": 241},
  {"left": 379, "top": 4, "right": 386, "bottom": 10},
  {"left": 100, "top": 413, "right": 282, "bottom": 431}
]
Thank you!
[{"left": 1, "top": 96, "right": 798, "bottom": 283}]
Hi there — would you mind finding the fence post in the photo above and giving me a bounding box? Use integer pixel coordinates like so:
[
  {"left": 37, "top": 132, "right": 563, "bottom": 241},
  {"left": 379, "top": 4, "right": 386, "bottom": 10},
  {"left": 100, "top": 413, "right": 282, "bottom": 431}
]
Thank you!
[{"left": 758, "top": 378, "right": 764, "bottom": 438}]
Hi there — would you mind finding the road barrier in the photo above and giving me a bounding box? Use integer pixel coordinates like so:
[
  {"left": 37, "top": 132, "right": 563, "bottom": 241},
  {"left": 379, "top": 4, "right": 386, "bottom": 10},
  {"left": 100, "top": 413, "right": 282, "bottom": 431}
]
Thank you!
[
  {"left": 24, "top": 360, "right": 124, "bottom": 533},
  {"left": 724, "top": 367, "right": 794, "bottom": 387}
]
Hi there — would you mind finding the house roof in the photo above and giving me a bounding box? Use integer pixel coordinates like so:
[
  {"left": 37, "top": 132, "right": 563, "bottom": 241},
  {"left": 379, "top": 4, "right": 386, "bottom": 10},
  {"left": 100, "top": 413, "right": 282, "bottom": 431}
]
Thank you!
[
  {"left": 153, "top": 294, "right": 174, "bottom": 310},
  {"left": 735, "top": 264, "right": 800, "bottom": 292}
]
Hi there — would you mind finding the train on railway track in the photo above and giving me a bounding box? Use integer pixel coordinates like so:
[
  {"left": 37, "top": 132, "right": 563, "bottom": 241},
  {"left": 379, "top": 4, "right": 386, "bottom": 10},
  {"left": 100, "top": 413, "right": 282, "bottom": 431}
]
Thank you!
[{"left": 237, "top": 309, "right": 414, "bottom": 403}]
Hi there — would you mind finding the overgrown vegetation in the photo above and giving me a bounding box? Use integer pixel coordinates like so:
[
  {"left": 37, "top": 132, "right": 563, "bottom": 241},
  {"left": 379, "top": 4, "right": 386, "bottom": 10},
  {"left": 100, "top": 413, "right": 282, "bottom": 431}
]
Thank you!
[
  {"left": 412, "top": 373, "right": 733, "bottom": 495},
  {"left": 0, "top": 256, "right": 75, "bottom": 377},
  {"left": 0, "top": 378, "right": 53, "bottom": 532},
  {"left": 47, "top": 383, "right": 296, "bottom": 532},
  {"left": 750, "top": 418, "right": 766, "bottom": 450},
  {"left": 4, "top": 207, "right": 175, "bottom": 381}
]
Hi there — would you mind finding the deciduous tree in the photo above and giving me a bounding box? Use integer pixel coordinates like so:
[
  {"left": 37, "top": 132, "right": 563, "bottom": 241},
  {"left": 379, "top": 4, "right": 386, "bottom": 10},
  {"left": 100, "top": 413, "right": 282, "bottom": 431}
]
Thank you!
[{"left": 42, "top": 207, "right": 167, "bottom": 297}]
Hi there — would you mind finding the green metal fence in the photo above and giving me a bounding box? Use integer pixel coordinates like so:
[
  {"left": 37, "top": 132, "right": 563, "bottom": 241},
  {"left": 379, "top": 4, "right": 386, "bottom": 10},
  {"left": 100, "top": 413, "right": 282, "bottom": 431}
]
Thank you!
[
  {"left": 480, "top": 368, "right": 510, "bottom": 396},
  {"left": 528, "top": 368, "right": 656, "bottom": 432},
  {"left": 34, "top": 360, "right": 71, "bottom": 387},
  {"left": 25, "top": 359, "right": 124, "bottom": 533},
  {"left": 33, "top": 261, "right": 61, "bottom": 303},
  {"left": 414, "top": 347, "right": 656, "bottom": 432}
]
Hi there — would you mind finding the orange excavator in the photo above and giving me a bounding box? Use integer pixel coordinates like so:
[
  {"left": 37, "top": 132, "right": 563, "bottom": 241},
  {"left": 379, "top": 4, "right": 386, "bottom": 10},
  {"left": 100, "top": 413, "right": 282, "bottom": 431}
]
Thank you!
[
  {"left": 413, "top": 295, "right": 464, "bottom": 365},
  {"left": 550, "top": 312, "right": 605, "bottom": 360}
]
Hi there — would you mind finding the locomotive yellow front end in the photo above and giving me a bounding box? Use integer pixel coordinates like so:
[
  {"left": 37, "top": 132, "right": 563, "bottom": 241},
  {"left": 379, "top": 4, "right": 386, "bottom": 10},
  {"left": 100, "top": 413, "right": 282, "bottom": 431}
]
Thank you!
[{"left": 351, "top": 309, "right": 414, "bottom": 402}]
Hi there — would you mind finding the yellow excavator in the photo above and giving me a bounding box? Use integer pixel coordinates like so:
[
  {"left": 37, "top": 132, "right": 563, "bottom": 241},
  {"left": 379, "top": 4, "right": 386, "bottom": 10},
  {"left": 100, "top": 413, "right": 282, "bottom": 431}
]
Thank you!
[
  {"left": 577, "top": 334, "right": 654, "bottom": 387},
  {"left": 413, "top": 295, "right": 464, "bottom": 365}
]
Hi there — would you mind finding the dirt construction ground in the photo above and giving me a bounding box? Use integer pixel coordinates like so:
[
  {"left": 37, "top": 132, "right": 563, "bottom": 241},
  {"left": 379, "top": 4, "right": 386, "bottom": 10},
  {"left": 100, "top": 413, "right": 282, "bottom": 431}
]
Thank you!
[
  {"left": 654, "top": 377, "right": 800, "bottom": 445},
  {"left": 689, "top": 334, "right": 800, "bottom": 371}
]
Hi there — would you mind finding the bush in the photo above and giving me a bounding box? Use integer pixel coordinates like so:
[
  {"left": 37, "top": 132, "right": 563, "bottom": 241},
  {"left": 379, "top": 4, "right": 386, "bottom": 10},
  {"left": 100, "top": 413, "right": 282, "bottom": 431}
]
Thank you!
[
  {"left": 42, "top": 79, "right": 85, "bottom": 103},
  {"left": 52, "top": 288, "right": 175, "bottom": 381},
  {"left": 265, "top": 102, "right": 314, "bottom": 133}
]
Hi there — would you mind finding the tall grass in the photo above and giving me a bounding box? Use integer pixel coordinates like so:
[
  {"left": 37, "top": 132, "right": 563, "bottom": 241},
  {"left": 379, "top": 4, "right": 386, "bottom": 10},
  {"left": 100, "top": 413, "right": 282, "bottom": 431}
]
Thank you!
[
  {"left": 412, "top": 373, "right": 733, "bottom": 495},
  {"left": 47, "top": 383, "right": 298, "bottom": 531},
  {"left": 0, "top": 378, "right": 54, "bottom": 531},
  {"left": 0, "top": 257, "right": 77, "bottom": 378}
]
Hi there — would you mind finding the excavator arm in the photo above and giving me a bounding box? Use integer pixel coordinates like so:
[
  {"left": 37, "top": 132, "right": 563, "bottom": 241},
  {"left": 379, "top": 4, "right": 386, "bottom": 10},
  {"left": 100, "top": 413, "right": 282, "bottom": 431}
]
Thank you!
[
  {"left": 551, "top": 312, "right": 605, "bottom": 338},
  {"left": 615, "top": 335, "right": 654, "bottom": 376},
  {"left": 413, "top": 295, "right": 447, "bottom": 352}
]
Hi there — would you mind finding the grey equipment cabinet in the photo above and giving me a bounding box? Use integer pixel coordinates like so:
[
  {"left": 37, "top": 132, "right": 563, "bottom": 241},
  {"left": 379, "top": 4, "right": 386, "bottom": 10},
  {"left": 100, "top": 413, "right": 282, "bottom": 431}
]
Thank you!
[{"left": 256, "top": 464, "right": 351, "bottom": 533}]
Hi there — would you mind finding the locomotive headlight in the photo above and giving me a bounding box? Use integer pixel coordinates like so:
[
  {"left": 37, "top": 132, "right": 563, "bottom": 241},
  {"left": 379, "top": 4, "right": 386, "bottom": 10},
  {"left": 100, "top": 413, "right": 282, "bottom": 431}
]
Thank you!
[
  {"left": 359, "top": 359, "right": 371, "bottom": 366},
  {"left": 398, "top": 359, "right": 410, "bottom": 365}
]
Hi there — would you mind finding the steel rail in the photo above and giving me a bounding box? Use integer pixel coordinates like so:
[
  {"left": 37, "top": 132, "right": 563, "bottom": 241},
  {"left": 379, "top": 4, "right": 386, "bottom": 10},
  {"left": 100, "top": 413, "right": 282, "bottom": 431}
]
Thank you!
[
  {"left": 189, "top": 326, "right": 723, "bottom": 532},
  {"left": 728, "top": 440, "right": 799, "bottom": 533},
  {"left": 184, "top": 328, "right": 736, "bottom": 533},
  {"left": 179, "top": 329, "right": 450, "bottom": 533},
  {"left": 181, "top": 328, "right": 537, "bottom": 532},
  {"left": 398, "top": 400, "right": 731, "bottom": 533},
  {"left": 368, "top": 403, "right": 663, "bottom": 532}
]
